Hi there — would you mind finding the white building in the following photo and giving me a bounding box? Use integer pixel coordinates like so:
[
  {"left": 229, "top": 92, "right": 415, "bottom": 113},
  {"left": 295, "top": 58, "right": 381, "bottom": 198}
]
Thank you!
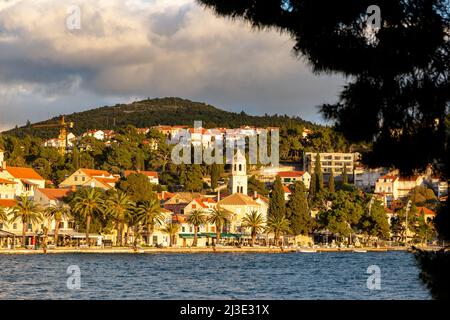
[
  {"left": 277, "top": 171, "right": 311, "bottom": 189},
  {"left": 353, "top": 167, "right": 388, "bottom": 191},
  {"left": 304, "top": 152, "right": 361, "bottom": 177},
  {"left": 229, "top": 149, "right": 247, "bottom": 195}
]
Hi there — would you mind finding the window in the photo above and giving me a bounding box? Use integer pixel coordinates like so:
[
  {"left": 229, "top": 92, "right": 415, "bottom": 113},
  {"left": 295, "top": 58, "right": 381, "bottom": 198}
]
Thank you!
[
  {"left": 0, "top": 223, "right": 3, "bottom": 230},
  {"left": 182, "top": 226, "right": 186, "bottom": 232},
  {"left": 82, "top": 177, "right": 86, "bottom": 182},
  {"left": 74, "top": 176, "right": 78, "bottom": 182},
  {"left": 28, "top": 223, "right": 32, "bottom": 231},
  {"left": 59, "top": 222, "right": 64, "bottom": 229},
  {"left": 239, "top": 164, "right": 242, "bottom": 171},
  {"left": 13, "top": 223, "right": 17, "bottom": 230}
]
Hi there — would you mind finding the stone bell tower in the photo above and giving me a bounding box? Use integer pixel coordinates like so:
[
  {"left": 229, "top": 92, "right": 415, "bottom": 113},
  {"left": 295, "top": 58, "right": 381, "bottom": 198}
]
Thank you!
[{"left": 229, "top": 149, "right": 247, "bottom": 194}]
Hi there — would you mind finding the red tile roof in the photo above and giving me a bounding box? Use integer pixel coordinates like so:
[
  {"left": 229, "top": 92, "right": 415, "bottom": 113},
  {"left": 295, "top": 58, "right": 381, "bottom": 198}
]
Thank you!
[
  {"left": 283, "top": 185, "right": 292, "bottom": 193},
  {"left": 416, "top": 207, "right": 436, "bottom": 217},
  {"left": 37, "top": 188, "right": 71, "bottom": 201},
  {"left": 278, "top": 171, "right": 306, "bottom": 178},
  {"left": 124, "top": 170, "right": 158, "bottom": 178},
  {"left": 0, "top": 199, "right": 17, "bottom": 207},
  {"left": 6, "top": 166, "right": 44, "bottom": 180},
  {"left": 0, "top": 178, "right": 16, "bottom": 184},
  {"left": 80, "top": 169, "right": 112, "bottom": 177},
  {"left": 158, "top": 191, "right": 175, "bottom": 201}
]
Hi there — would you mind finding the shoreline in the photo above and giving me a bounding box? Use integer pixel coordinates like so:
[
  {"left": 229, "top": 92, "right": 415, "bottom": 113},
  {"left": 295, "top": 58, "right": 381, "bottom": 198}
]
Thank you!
[{"left": 0, "top": 246, "right": 431, "bottom": 255}]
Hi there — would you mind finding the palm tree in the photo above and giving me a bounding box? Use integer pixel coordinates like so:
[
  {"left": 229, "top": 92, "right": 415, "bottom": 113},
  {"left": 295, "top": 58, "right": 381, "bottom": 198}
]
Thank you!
[
  {"left": 104, "top": 191, "right": 135, "bottom": 246},
  {"left": 208, "top": 207, "right": 230, "bottom": 244},
  {"left": 186, "top": 209, "right": 207, "bottom": 247},
  {"left": 266, "top": 214, "right": 291, "bottom": 247},
  {"left": 71, "top": 188, "right": 104, "bottom": 246},
  {"left": 46, "top": 203, "right": 71, "bottom": 246},
  {"left": 136, "top": 198, "right": 165, "bottom": 246},
  {"left": 126, "top": 211, "right": 144, "bottom": 251},
  {"left": 162, "top": 223, "right": 180, "bottom": 247},
  {"left": 242, "top": 210, "right": 265, "bottom": 246},
  {"left": 10, "top": 195, "right": 43, "bottom": 247},
  {"left": 0, "top": 206, "right": 8, "bottom": 226}
]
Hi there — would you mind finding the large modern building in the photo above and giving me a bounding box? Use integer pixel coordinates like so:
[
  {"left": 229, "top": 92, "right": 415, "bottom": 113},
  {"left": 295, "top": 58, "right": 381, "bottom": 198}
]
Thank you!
[{"left": 303, "top": 152, "right": 361, "bottom": 179}]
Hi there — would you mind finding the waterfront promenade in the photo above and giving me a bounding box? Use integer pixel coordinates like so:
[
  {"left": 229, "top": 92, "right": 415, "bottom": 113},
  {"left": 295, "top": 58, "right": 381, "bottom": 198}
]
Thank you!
[{"left": 0, "top": 245, "right": 429, "bottom": 254}]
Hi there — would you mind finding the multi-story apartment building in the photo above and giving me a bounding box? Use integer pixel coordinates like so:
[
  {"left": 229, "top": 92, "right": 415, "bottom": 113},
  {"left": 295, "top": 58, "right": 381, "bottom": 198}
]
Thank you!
[{"left": 303, "top": 152, "right": 361, "bottom": 178}]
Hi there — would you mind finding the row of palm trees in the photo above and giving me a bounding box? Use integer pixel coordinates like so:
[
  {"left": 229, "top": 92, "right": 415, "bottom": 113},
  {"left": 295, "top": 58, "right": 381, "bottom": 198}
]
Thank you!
[
  {"left": 0, "top": 188, "right": 293, "bottom": 248},
  {"left": 183, "top": 208, "right": 292, "bottom": 247},
  {"left": 0, "top": 195, "right": 70, "bottom": 248}
]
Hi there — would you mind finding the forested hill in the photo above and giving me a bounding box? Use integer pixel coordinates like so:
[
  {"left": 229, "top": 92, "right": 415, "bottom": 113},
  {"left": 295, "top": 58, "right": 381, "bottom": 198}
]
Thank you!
[{"left": 3, "top": 97, "right": 317, "bottom": 139}]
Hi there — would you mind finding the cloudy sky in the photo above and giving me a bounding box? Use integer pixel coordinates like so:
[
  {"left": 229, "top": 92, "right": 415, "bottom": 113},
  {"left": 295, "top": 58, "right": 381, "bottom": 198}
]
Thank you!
[{"left": 0, "top": 0, "right": 344, "bottom": 131}]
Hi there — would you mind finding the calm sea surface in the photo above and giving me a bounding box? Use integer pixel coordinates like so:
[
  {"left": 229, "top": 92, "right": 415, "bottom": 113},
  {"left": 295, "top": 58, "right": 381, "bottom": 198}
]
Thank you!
[{"left": 0, "top": 251, "right": 430, "bottom": 300}]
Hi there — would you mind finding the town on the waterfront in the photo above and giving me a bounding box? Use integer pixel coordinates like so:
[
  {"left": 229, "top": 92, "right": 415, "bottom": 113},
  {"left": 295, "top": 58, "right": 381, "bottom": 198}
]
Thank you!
[
  {"left": 0, "top": 121, "right": 447, "bottom": 253},
  {"left": 0, "top": 0, "right": 449, "bottom": 304}
]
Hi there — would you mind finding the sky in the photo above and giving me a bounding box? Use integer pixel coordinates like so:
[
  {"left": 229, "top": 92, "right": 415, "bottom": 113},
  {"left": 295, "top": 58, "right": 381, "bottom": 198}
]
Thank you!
[{"left": 0, "top": 0, "right": 345, "bottom": 131}]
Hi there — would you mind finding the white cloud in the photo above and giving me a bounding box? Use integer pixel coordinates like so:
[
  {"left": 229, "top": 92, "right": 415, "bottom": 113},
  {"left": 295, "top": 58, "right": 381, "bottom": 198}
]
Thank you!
[{"left": 0, "top": 0, "right": 343, "bottom": 130}]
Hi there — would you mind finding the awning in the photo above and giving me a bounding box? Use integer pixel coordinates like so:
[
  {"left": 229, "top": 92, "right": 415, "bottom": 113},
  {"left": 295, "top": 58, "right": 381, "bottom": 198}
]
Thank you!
[
  {"left": 49, "top": 230, "right": 101, "bottom": 239},
  {"left": 20, "top": 179, "right": 40, "bottom": 186},
  {"left": 0, "top": 230, "right": 15, "bottom": 237}
]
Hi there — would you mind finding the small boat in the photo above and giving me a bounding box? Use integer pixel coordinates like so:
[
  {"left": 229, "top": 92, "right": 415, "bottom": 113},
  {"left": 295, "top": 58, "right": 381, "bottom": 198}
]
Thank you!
[
  {"left": 353, "top": 249, "right": 367, "bottom": 253},
  {"left": 297, "top": 249, "right": 317, "bottom": 253}
]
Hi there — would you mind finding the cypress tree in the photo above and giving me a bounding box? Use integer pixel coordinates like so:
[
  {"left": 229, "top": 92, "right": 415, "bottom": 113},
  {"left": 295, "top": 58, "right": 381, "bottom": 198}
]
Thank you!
[
  {"left": 210, "top": 163, "right": 220, "bottom": 190},
  {"left": 72, "top": 147, "right": 79, "bottom": 170},
  {"left": 309, "top": 171, "right": 316, "bottom": 198},
  {"left": 268, "top": 176, "right": 286, "bottom": 219},
  {"left": 342, "top": 164, "right": 348, "bottom": 185},
  {"left": 286, "top": 181, "right": 311, "bottom": 235},
  {"left": 314, "top": 153, "right": 323, "bottom": 193},
  {"left": 329, "top": 168, "right": 335, "bottom": 193}
]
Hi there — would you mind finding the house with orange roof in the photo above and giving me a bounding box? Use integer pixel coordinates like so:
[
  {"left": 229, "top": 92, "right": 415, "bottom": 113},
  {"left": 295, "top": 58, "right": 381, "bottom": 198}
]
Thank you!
[
  {"left": 59, "top": 168, "right": 118, "bottom": 190},
  {"left": 124, "top": 170, "right": 159, "bottom": 185},
  {"left": 217, "top": 193, "right": 266, "bottom": 233},
  {"left": 278, "top": 171, "right": 311, "bottom": 189},
  {"left": 0, "top": 154, "right": 45, "bottom": 197},
  {"left": 283, "top": 185, "right": 292, "bottom": 201},
  {"left": 157, "top": 191, "right": 175, "bottom": 202},
  {"left": 34, "top": 188, "right": 76, "bottom": 241},
  {"left": 416, "top": 207, "right": 436, "bottom": 223},
  {"left": 375, "top": 173, "right": 425, "bottom": 206}
]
